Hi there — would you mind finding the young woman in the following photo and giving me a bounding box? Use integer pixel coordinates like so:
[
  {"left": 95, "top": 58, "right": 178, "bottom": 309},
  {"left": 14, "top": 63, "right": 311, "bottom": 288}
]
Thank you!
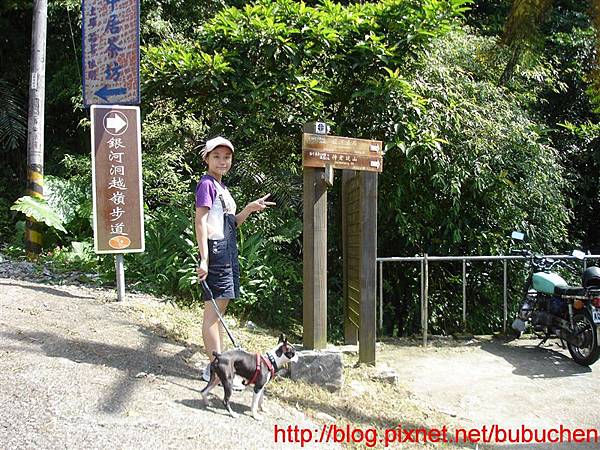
[{"left": 195, "top": 136, "right": 274, "bottom": 382}]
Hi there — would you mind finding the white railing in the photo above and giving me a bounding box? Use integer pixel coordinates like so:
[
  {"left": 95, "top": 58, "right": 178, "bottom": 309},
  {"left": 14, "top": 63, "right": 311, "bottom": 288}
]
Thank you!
[{"left": 377, "top": 254, "right": 600, "bottom": 345}]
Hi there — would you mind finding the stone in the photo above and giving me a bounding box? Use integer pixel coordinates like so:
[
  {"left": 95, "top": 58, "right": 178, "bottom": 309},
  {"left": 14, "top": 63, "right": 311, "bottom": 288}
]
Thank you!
[
  {"left": 373, "top": 366, "right": 399, "bottom": 385},
  {"left": 289, "top": 350, "right": 343, "bottom": 392},
  {"left": 276, "top": 367, "right": 290, "bottom": 378},
  {"left": 335, "top": 344, "right": 358, "bottom": 355}
]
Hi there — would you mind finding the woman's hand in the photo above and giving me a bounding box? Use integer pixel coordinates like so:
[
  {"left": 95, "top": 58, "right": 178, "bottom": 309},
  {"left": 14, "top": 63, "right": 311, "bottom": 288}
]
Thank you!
[
  {"left": 197, "top": 260, "right": 208, "bottom": 280},
  {"left": 236, "top": 194, "right": 276, "bottom": 227},
  {"left": 247, "top": 194, "right": 276, "bottom": 213}
]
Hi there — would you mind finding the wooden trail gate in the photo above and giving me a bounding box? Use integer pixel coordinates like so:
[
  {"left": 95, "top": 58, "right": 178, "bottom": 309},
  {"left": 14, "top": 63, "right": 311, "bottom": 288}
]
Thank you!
[{"left": 302, "top": 123, "right": 380, "bottom": 364}]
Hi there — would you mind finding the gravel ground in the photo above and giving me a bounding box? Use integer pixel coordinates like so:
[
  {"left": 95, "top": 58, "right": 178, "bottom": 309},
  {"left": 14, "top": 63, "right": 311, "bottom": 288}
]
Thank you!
[{"left": 0, "top": 263, "right": 340, "bottom": 450}]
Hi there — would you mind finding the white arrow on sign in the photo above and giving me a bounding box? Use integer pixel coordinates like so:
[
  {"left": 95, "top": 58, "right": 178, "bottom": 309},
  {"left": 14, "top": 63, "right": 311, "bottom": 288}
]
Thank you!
[
  {"left": 106, "top": 113, "right": 127, "bottom": 134},
  {"left": 370, "top": 160, "right": 381, "bottom": 168}
]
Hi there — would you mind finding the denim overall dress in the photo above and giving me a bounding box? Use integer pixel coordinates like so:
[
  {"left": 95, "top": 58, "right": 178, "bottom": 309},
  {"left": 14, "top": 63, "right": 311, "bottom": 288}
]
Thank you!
[{"left": 204, "top": 180, "right": 240, "bottom": 300}]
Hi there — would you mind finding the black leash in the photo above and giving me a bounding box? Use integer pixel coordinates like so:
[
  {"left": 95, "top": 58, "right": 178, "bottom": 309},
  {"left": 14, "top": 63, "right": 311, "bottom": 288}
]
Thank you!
[{"left": 200, "top": 280, "right": 242, "bottom": 350}]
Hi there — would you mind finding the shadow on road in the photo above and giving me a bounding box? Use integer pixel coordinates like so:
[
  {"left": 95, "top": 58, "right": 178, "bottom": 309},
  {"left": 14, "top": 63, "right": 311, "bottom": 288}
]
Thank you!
[
  {"left": 178, "top": 397, "right": 251, "bottom": 417},
  {"left": 0, "top": 326, "right": 202, "bottom": 413},
  {"left": 481, "top": 340, "right": 591, "bottom": 378},
  {"left": 0, "top": 279, "right": 95, "bottom": 300}
]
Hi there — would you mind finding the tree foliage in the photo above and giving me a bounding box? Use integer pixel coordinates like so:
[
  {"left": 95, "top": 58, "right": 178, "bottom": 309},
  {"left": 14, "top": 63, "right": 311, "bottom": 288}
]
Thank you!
[
  {"left": 1, "top": 0, "right": 599, "bottom": 337},
  {"left": 138, "top": 0, "right": 574, "bottom": 335}
]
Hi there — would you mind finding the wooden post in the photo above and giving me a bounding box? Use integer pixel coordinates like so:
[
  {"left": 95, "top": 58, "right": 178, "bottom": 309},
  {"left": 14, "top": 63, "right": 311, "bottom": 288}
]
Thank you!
[
  {"left": 359, "top": 172, "right": 377, "bottom": 365},
  {"left": 342, "top": 170, "right": 358, "bottom": 345},
  {"left": 303, "top": 167, "right": 328, "bottom": 350}
]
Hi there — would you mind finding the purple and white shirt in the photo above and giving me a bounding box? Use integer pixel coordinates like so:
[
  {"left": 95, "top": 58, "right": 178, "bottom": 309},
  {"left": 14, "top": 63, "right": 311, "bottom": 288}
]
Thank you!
[{"left": 195, "top": 175, "right": 237, "bottom": 240}]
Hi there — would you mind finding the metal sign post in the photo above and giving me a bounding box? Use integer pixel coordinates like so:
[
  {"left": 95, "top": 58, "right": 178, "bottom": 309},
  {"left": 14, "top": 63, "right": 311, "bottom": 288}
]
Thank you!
[
  {"left": 82, "top": 0, "right": 140, "bottom": 106},
  {"left": 115, "top": 254, "right": 125, "bottom": 301}
]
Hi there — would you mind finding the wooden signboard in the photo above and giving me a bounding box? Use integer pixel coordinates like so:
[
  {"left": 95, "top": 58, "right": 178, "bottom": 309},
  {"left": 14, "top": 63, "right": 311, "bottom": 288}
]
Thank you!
[
  {"left": 302, "top": 133, "right": 383, "bottom": 172},
  {"left": 91, "top": 105, "right": 144, "bottom": 253}
]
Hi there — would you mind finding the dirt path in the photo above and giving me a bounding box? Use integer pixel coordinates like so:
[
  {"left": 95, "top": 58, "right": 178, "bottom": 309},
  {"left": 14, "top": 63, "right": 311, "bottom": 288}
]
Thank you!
[{"left": 0, "top": 278, "right": 339, "bottom": 450}]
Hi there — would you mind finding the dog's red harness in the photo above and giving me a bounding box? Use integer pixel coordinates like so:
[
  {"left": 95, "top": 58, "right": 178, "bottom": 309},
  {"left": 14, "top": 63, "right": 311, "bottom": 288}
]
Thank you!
[{"left": 246, "top": 353, "right": 275, "bottom": 386}]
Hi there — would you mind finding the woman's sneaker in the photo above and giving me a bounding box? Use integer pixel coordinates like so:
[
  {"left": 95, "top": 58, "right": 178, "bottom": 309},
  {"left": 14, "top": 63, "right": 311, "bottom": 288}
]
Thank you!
[{"left": 202, "top": 364, "right": 211, "bottom": 382}]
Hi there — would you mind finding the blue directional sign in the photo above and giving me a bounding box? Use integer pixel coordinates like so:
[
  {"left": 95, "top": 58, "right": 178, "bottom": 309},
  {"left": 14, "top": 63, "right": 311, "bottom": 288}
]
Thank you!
[{"left": 82, "top": 0, "right": 140, "bottom": 106}]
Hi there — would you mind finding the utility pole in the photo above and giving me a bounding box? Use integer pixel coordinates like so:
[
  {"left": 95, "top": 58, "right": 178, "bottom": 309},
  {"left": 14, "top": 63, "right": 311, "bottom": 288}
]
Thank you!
[{"left": 25, "top": 0, "right": 48, "bottom": 257}]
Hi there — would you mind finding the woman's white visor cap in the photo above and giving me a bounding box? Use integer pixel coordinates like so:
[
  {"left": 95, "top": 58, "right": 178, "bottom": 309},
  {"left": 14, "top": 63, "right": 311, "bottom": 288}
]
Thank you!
[{"left": 202, "top": 136, "right": 234, "bottom": 158}]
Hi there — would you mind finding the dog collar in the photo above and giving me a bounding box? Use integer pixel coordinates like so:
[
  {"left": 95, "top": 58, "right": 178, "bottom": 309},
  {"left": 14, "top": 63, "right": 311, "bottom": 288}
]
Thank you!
[{"left": 266, "top": 351, "right": 279, "bottom": 373}]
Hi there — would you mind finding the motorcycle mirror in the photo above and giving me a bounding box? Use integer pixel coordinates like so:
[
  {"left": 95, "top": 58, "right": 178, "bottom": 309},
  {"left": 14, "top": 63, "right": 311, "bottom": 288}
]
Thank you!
[
  {"left": 572, "top": 250, "right": 585, "bottom": 260},
  {"left": 511, "top": 231, "right": 525, "bottom": 241}
]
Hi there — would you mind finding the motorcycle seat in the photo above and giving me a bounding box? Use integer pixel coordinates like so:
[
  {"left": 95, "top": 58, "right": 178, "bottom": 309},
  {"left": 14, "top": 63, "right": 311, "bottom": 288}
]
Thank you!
[{"left": 553, "top": 285, "right": 586, "bottom": 296}]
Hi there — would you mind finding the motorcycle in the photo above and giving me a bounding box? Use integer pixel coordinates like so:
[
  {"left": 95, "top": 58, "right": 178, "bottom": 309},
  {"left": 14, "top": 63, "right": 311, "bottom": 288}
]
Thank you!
[{"left": 510, "top": 232, "right": 600, "bottom": 366}]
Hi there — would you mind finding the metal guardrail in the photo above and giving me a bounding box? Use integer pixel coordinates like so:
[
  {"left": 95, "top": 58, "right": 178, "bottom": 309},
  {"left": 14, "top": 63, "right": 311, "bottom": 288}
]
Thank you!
[{"left": 376, "top": 254, "right": 600, "bottom": 345}]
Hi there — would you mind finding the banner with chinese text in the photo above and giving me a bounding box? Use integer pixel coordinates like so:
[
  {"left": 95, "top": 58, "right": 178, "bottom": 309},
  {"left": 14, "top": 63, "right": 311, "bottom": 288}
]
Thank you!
[{"left": 82, "top": 0, "right": 140, "bottom": 106}]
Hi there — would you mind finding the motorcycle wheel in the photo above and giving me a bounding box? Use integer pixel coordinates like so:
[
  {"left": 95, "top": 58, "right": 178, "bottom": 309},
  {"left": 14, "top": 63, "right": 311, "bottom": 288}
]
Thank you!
[{"left": 566, "top": 310, "right": 600, "bottom": 366}]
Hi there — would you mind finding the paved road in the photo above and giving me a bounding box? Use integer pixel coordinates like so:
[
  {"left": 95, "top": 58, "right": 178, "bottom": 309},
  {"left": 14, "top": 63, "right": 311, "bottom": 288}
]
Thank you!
[{"left": 378, "top": 336, "right": 600, "bottom": 449}]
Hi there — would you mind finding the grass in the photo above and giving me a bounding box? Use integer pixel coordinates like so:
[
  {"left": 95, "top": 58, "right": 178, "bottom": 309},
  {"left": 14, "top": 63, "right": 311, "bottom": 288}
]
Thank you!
[{"left": 128, "top": 297, "right": 474, "bottom": 450}]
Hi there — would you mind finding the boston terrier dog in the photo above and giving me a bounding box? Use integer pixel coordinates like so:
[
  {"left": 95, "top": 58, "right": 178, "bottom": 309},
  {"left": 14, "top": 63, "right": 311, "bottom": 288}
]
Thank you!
[{"left": 200, "top": 334, "right": 298, "bottom": 420}]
